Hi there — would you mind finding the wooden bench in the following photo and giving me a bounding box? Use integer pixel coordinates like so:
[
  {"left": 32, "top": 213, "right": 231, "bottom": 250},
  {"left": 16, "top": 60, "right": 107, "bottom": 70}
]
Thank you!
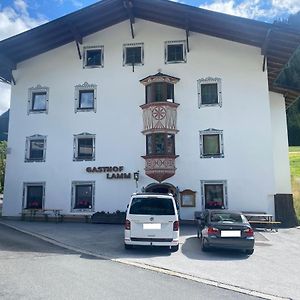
[{"left": 248, "top": 220, "right": 281, "bottom": 232}]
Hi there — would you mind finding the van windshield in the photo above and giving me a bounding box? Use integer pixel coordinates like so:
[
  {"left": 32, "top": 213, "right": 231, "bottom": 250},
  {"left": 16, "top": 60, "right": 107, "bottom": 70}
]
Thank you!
[{"left": 129, "top": 197, "right": 175, "bottom": 215}]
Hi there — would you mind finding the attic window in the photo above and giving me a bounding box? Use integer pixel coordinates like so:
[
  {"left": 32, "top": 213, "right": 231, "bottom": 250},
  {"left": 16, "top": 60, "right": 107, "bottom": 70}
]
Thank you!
[
  {"left": 83, "top": 46, "right": 104, "bottom": 68},
  {"left": 123, "top": 43, "right": 144, "bottom": 66},
  {"left": 165, "top": 41, "right": 187, "bottom": 64}
]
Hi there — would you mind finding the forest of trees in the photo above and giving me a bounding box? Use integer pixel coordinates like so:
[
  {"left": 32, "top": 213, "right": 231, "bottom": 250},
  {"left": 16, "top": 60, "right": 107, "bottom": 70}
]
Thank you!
[{"left": 276, "top": 12, "right": 300, "bottom": 146}]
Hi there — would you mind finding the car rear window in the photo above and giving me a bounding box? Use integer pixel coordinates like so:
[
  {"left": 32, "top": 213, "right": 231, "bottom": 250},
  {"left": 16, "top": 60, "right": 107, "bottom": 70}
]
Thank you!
[
  {"left": 210, "top": 212, "right": 247, "bottom": 223},
  {"left": 129, "top": 197, "right": 175, "bottom": 215}
]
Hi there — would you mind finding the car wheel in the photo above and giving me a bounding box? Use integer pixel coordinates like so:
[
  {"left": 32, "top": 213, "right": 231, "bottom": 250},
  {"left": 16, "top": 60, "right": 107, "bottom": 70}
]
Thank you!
[
  {"left": 201, "top": 238, "right": 209, "bottom": 252},
  {"left": 245, "top": 249, "right": 254, "bottom": 255},
  {"left": 124, "top": 243, "right": 133, "bottom": 250},
  {"left": 171, "top": 245, "right": 179, "bottom": 252}
]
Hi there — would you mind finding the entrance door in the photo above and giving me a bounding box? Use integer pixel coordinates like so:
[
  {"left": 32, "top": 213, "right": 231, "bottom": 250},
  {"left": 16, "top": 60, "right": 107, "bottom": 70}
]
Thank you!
[{"left": 145, "top": 183, "right": 178, "bottom": 208}]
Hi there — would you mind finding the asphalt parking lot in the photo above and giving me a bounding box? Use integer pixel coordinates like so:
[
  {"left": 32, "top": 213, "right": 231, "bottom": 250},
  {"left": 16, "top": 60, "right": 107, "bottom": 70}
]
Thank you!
[{"left": 0, "top": 220, "right": 299, "bottom": 300}]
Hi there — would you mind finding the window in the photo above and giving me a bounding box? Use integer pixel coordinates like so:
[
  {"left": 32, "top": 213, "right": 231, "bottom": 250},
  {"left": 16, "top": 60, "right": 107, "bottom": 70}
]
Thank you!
[
  {"left": 23, "top": 182, "right": 45, "bottom": 209},
  {"left": 73, "top": 133, "right": 95, "bottom": 161},
  {"left": 201, "top": 180, "right": 227, "bottom": 209},
  {"left": 198, "top": 77, "right": 222, "bottom": 107},
  {"left": 83, "top": 46, "right": 104, "bottom": 68},
  {"left": 199, "top": 129, "right": 224, "bottom": 158},
  {"left": 146, "top": 133, "right": 175, "bottom": 155},
  {"left": 28, "top": 85, "right": 49, "bottom": 114},
  {"left": 146, "top": 83, "right": 174, "bottom": 103},
  {"left": 123, "top": 43, "right": 144, "bottom": 66},
  {"left": 71, "top": 181, "right": 95, "bottom": 212},
  {"left": 25, "top": 135, "right": 46, "bottom": 162},
  {"left": 75, "top": 82, "right": 97, "bottom": 113},
  {"left": 165, "top": 41, "right": 187, "bottom": 64}
]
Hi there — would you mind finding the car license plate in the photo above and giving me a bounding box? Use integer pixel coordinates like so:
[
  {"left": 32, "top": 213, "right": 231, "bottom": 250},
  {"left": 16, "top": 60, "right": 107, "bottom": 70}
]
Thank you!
[
  {"left": 143, "top": 223, "right": 161, "bottom": 230},
  {"left": 221, "top": 230, "right": 241, "bottom": 237}
]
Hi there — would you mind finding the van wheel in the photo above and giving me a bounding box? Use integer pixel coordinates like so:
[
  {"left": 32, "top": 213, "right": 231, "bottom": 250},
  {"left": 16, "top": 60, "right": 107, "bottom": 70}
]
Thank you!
[
  {"left": 124, "top": 243, "right": 133, "bottom": 250},
  {"left": 171, "top": 245, "right": 179, "bottom": 252}
]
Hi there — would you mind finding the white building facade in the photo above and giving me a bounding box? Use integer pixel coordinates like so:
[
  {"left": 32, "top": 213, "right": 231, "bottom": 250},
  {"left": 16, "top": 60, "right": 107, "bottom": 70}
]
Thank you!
[{"left": 1, "top": 0, "right": 296, "bottom": 221}]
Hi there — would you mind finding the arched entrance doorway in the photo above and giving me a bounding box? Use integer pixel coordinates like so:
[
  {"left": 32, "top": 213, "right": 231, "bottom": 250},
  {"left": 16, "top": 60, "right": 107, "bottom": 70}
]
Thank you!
[{"left": 145, "top": 182, "right": 177, "bottom": 195}]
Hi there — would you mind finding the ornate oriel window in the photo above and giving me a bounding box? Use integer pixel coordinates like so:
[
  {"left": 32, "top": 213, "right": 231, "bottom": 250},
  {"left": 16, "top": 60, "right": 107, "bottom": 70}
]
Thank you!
[
  {"left": 123, "top": 43, "right": 144, "bottom": 66},
  {"left": 75, "top": 82, "right": 97, "bottom": 113},
  {"left": 198, "top": 77, "right": 222, "bottom": 107},
  {"left": 201, "top": 180, "right": 227, "bottom": 209},
  {"left": 83, "top": 46, "right": 104, "bottom": 68},
  {"left": 25, "top": 135, "right": 47, "bottom": 162},
  {"left": 165, "top": 40, "right": 187, "bottom": 64},
  {"left": 73, "top": 133, "right": 95, "bottom": 161},
  {"left": 146, "top": 133, "right": 175, "bottom": 156},
  {"left": 28, "top": 85, "right": 49, "bottom": 114},
  {"left": 23, "top": 182, "right": 45, "bottom": 209},
  {"left": 199, "top": 128, "right": 224, "bottom": 158},
  {"left": 146, "top": 82, "right": 174, "bottom": 103},
  {"left": 71, "top": 181, "right": 95, "bottom": 212}
]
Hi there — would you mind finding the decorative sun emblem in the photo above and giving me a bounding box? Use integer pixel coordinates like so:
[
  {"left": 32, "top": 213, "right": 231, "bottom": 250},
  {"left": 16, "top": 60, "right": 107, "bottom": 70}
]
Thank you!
[{"left": 152, "top": 106, "right": 167, "bottom": 120}]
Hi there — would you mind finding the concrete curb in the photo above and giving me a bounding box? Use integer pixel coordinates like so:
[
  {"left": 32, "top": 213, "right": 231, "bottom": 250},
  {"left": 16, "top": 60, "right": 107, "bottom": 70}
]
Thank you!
[{"left": 0, "top": 221, "right": 291, "bottom": 300}]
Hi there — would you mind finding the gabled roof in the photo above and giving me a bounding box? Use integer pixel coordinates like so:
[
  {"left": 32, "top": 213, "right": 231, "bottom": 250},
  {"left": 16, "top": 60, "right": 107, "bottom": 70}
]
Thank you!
[{"left": 0, "top": 0, "right": 300, "bottom": 107}]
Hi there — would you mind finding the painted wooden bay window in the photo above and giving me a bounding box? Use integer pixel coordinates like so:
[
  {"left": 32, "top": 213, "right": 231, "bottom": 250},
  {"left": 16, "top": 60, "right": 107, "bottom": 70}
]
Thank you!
[
  {"left": 146, "top": 133, "right": 175, "bottom": 156},
  {"left": 71, "top": 181, "right": 95, "bottom": 212},
  {"left": 73, "top": 133, "right": 95, "bottom": 161},
  {"left": 83, "top": 45, "right": 104, "bottom": 68},
  {"left": 23, "top": 182, "right": 45, "bottom": 209},
  {"left": 28, "top": 85, "right": 49, "bottom": 114},
  {"left": 198, "top": 77, "right": 222, "bottom": 107},
  {"left": 200, "top": 128, "right": 224, "bottom": 158},
  {"left": 201, "top": 180, "right": 227, "bottom": 209},
  {"left": 165, "top": 40, "right": 187, "bottom": 64},
  {"left": 25, "top": 135, "right": 46, "bottom": 162},
  {"left": 146, "top": 82, "right": 174, "bottom": 103},
  {"left": 123, "top": 43, "right": 144, "bottom": 66}
]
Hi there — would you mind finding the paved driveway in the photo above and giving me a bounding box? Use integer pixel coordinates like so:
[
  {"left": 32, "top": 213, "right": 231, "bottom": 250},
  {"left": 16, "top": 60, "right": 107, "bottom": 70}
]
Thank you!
[{"left": 1, "top": 220, "right": 299, "bottom": 300}]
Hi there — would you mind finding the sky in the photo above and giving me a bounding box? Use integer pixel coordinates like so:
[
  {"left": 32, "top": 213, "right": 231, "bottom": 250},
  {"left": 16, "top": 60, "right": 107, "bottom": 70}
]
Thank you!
[{"left": 0, "top": 0, "right": 300, "bottom": 114}]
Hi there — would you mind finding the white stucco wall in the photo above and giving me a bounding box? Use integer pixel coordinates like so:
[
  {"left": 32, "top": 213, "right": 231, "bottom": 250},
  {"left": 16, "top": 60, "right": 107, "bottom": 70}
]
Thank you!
[
  {"left": 269, "top": 91, "right": 292, "bottom": 194},
  {"left": 3, "top": 19, "right": 281, "bottom": 219}
]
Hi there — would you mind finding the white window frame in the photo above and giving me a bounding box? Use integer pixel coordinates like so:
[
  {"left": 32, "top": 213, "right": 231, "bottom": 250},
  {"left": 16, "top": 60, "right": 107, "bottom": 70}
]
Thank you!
[
  {"left": 199, "top": 128, "right": 224, "bottom": 158},
  {"left": 71, "top": 181, "right": 95, "bottom": 212},
  {"left": 165, "top": 40, "right": 187, "bottom": 64},
  {"left": 28, "top": 85, "right": 49, "bottom": 114},
  {"left": 197, "top": 77, "right": 222, "bottom": 108},
  {"left": 201, "top": 180, "right": 228, "bottom": 209},
  {"left": 83, "top": 45, "right": 104, "bottom": 68},
  {"left": 22, "top": 182, "right": 46, "bottom": 209},
  {"left": 74, "top": 82, "right": 97, "bottom": 113},
  {"left": 123, "top": 42, "right": 144, "bottom": 66},
  {"left": 73, "top": 133, "right": 95, "bottom": 161},
  {"left": 25, "top": 135, "right": 47, "bottom": 162}
]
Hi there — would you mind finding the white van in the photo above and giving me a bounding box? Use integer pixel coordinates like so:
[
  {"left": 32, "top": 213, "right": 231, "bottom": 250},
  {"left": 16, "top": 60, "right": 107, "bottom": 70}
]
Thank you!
[{"left": 124, "top": 193, "right": 179, "bottom": 252}]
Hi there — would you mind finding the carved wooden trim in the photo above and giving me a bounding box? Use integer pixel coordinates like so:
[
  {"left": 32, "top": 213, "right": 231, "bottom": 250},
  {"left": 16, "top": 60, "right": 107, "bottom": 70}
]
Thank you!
[{"left": 140, "top": 73, "right": 180, "bottom": 86}]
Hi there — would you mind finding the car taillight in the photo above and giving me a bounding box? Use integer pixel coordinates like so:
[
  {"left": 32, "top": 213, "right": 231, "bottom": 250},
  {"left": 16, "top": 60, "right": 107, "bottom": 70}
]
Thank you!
[
  {"left": 173, "top": 221, "right": 179, "bottom": 231},
  {"left": 125, "top": 219, "right": 131, "bottom": 230},
  {"left": 244, "top": 227, "right": 254, "bottom": 237},
  {"left": 207, "top": 227, "right": 219, "bottom": 235}
]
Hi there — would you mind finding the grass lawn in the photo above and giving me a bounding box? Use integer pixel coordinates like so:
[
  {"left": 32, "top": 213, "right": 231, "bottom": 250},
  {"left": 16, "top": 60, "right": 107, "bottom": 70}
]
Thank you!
[{"left": 290, "top": 147, "right": 300, "bottom": 221}]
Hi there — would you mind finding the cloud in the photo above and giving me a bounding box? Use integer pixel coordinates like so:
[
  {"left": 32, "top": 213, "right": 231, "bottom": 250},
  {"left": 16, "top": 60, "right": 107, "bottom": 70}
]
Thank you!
[
  {"left": 200, "top": 0, "right": 300, "bottom": 21},
  {"left": 0, "top": 0, "right": 48, "bottom": 115}
]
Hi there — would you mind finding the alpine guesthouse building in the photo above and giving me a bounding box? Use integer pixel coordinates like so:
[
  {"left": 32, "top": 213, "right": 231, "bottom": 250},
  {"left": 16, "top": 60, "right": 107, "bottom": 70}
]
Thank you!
[{"left": 1, "top": 0, "right": 299, "bottom": 223}]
